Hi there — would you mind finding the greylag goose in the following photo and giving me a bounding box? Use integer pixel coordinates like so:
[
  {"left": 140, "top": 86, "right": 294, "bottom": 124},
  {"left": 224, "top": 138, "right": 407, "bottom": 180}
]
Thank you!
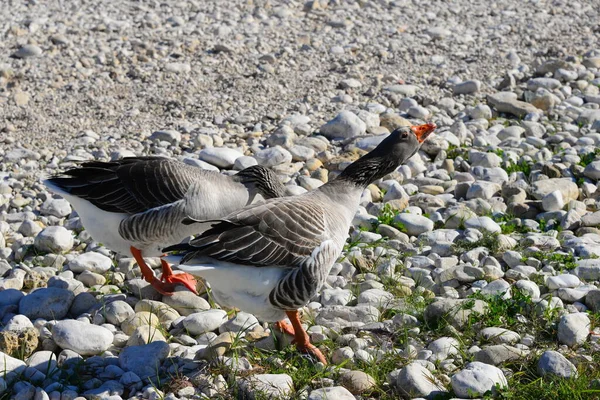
[
  {"left": 44, "top": 157, "right": 286, "bottom": 295},
  {"left": 163, "top": 124, "right": 436, "bottom": 363}
]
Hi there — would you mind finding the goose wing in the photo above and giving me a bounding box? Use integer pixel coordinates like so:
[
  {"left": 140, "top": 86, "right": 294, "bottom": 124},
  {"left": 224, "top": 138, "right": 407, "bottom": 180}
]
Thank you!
[
  {"left": 166, "top": 196, "right": 328, "bottom": 268},
  {"left": 46, "top": 157, "right": 212, "bottom": 214}
]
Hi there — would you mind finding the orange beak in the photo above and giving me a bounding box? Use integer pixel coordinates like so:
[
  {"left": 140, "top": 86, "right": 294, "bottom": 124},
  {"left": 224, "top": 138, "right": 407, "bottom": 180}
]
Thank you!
[{"left": 410, "top": 123, "right": 436, "bottom": 143}]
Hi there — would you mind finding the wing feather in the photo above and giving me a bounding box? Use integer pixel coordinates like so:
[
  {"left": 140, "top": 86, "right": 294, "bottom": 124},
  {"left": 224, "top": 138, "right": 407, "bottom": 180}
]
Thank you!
[
  {"left": 168, "top": 197, "right": 327, "bottom": 268},
  {"left": 46, "top": 157, "right": 213, "bottom": 214}
]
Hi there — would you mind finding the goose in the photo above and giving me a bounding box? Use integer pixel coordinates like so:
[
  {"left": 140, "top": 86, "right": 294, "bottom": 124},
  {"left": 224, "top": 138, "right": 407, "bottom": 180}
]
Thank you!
[
  {"left": 44, "top": 156, "right": 286, "bottom": 295},
  {"left": 163, "top": 124, "right": 436, "bottom": 364}
]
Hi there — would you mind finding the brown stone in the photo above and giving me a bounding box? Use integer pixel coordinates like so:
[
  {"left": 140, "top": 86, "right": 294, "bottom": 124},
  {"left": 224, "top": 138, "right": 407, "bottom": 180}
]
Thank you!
[{"left": 0, "top": 328, "right": 39, "bottom": 359}]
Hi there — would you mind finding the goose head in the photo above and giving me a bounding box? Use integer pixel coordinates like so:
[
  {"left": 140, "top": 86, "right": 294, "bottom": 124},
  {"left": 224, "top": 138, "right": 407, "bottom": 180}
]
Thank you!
[
  {"left": 338, "top": 123, "right": 436, "bottom": 187},
  {"left": 235, "top": 165, "right": 287, "bottom": 199}
]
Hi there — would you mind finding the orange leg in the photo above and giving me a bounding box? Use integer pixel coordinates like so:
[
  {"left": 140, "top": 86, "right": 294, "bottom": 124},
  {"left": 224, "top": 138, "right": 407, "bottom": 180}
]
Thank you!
[
  {"left": 285, "top": 310, "right": 327, "bottom": 365},
  {"left": 129, "top": 246, "right": 197, "bottom": 296},
  {"left": 160, "top": 258, "right": 198, "bottom": 295},
  {"left": 274, "top": 319, "right": 295, "bottom": 337}
]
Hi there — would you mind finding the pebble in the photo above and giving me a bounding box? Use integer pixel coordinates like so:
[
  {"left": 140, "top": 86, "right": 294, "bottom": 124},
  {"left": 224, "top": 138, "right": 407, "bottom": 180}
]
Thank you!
[
  {"left": 33, "top": 227, "right": 74, "bottom": 253},
  {"left": 339, "top": 370, "right": 376, "bottom": 394},
  {"left": 537, "top": 350, "right": 577, "bottom": 378},
  {"left": 118, "top": 341, "right": 170, "bottom": 380},
  {"left": 308, "top": 386, "right": 355, "bottom": 400},
  {"left": 239, "top": 374, "right": 293, "bottom": 399},
  {"left": 198, "top": 148, "right": 243, "bottom": 168},
  {"left": 19, "top": 288, "right": 74, "bottom": 320},
  {"left": 12, "top": 44, "right": 42, "bottom": 58},
  {"left": 451, "top": 361, "right": 507, "bottom": 398},
  {"left": 557, "top": 313, "right": 590, "bottom": 346},
  {"left": 68, "top": 252, "right": 112, "bottom": 274},
  {"left": 319, "top": 111, "right": 366, "bottom": 139},
  {"left": 454, "top": 80, "right": 482, "bottom": 95},
  {"left": 255, "top": 146, "right": 292, "bottom": 167},
  {"left": 396, "top": 362, "right": 446, "bottom": 398},
  {"left": 393, "top": 213, "right": 434, "bottom": 236},
  {"left": 182, "top": 310, "right": 228, "bottom": 335},
  {"left": 52, "top": 320, "right": 113, "bottom": 355}
]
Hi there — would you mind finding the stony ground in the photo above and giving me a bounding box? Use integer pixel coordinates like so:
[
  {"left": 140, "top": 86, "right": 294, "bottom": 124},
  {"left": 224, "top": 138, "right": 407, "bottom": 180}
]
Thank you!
[{"left": 1, "top": 0, "right": 600, "bottom": 399}]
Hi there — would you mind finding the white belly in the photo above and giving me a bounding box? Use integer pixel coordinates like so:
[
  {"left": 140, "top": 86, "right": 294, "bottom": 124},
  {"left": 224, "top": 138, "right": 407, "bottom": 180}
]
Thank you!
[
  {"left": 52, "top": 190, "right": 132, "bottom": 255},
  {"left": 170, "top": 257, "right": 290, "bottom": 322}
]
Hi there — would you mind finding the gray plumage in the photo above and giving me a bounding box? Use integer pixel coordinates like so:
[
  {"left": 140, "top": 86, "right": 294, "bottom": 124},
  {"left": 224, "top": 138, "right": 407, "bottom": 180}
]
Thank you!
[
  {"left": 164, "top": 126, "right": 431, "bottom": 320},
  {"left": 44, "top": 156, "right": 286, "bottom": 256}
]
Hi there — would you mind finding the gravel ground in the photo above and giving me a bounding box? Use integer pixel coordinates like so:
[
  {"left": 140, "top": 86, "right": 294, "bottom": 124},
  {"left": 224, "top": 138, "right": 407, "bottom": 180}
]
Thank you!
[{"left": 2, "top": 0, "right": 600, "bottom": 399}]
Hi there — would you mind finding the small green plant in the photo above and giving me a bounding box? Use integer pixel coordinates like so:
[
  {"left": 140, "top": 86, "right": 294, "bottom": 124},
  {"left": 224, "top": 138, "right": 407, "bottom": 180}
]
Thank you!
[
  {"left": 505, "top": 160, "right": 532, "bottom": 177},
  {"left": 452, "top": 232, "right": 501, "bottom": 254},
  {"left": 491, "top": 213, "right": 532, "bottom": 235},
  {"left": 578, "top": 148, "right": 600, "bottom": 167},
  {"left": 446, "top": 145, "right": 468, "bottom": 160},
  {"left": 467, "top": 289, "right": 533, "bottom": 329},
  {"left": 377, "top": 203, "right": 399, "bottom": 226},
  {"left": 523, "top": 251, "right": 578, "bottom": 270}
]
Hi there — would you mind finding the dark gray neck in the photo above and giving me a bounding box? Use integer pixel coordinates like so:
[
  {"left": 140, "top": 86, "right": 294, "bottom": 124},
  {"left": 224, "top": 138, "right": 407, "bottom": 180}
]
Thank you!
[{"left": 335, "top": 155, "right": 399, "bottom": 189}]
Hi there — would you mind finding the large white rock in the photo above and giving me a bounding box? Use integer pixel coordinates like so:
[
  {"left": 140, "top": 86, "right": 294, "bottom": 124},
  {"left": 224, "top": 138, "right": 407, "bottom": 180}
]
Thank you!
[
  {"left": 199, "top": 147, "right": 243, "bottom": 168},
  {"left": 52, "top": 320, "right": 114, "bottom": 356},
  {"left": 547, "top": 274, "right": 581, "bottom": 290},
  {"left": 451, "top": 361, "right": 507, "bottom": 398},
  {"left": 34, "top": 226, "right": 73, "bottom": 253},
  {"left": 557, "top": 313, "right": 590, "bottom": 347},
  {"left": 393, "top": 213, "right": 434, "bottom": 236},
  {"left": 182, "top": 309, "right": 228, "bottom": 335},
  {"left": 239, "top": 374, "right": 293, "bottom": 399},
  {"left": 538, "top": 350, "right": 577, "bottom": 378},
  {"left": 396, "top": 362, "right": 446, "bottom": 398},
  {"left": 308, "top": 386, "right": 355, "bottom": 400},
  {"left": 319, "top": 110, "right": 366, "bottom": 139},
  {"left": 68, "top": 252, "right": 112, "bottom": 273},
  {"left": 428, "top": 337, "right": 460, "bottom": 361}
]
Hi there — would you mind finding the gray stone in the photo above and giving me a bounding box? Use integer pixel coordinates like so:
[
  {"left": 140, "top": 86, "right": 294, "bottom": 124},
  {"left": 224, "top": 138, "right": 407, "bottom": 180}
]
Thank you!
[
  {"left": 52, "top": 320, "right": 114, "bottom": 355},
  {"left": 547, "top": 274, "right": 580, "bottom": 290},
  {"left": 199, "top": 147, "right": 243, "bottom": 168},
  {"left": 480, "top": 327, "right": 521, "bottom": 344},
  {"left": 487, "top": 92, "right": 541, "bottom": 118},
  {"left": 12, "top": 45, "right": 42, "bottom": 58},
  {"left": 475, "top": 344, "right": 526, "bottom": 365},
  {"left": 182, "top": 309, "right": 227, "bottom": 335},
  {"left": 424, "top": 298, "right": 488, "bottom": 328},
  {"left": 40, "top": 198, "right": 72, "bottom": 218},
  {"left": 531, "top": 178, "right": 578, "bottom": 203},
  {"left": 255, "top": 146, "right": 292, "bottom": 167},
  {"left": 19, "top": 288, "right": 74, "bottom": 320},
  {"left": 68, "top": 252, "right": 112, "bottom": 274},
  {"left": 451, "top": 361, "right": 507, "bottom": 398},
  {"left": 464, "top": 216, "right": 501, "bottom": 233},
  {"left": 219, "top": 311, "right": 259, "bottom": 334},
  {"left": 104, "top": 300, "right": 136, "bottom": 326},
  {"left": 150, "top": 130, "right": 181, "bottom": 144},
  {"left": 537, "top": 350, "right": 577, "bottom": 378},
  {"left": 393, "top": 213, "right": 434, "bottom": 236},
  {"left": 320, "top": 288, "right": 353, "bottom": 306},
  {"left": 319, "top": 111, "right": 366, "bottom": 139},
  {"left": 308, "top": 386, "right": 355, "bottom": 400},
  {"left": 162, "top": 289, "right": 210, "bottom": 316},
  {"left": 557, "top": 313, "right": 590, "bottom": 347},
  {"left": 466, "top": 181, "right": 501, "bottom": 200},
  {"left": 239, "top": 374, "right": 293, "bottom": 400},
  {"left": 454, "top": 80, "right": 482, "bottom": 95},
  {"left": 584, "top": 161, "right": 600, "bottom": 180},
  {"left": 396, "top": 362, "right": 446, "bottom": 398},
  {"left": 119, "top": 341, "right": 170, "bottom": 381},
  {"left": 34, "top": 226, "right": 73, "bottom": 253}
]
